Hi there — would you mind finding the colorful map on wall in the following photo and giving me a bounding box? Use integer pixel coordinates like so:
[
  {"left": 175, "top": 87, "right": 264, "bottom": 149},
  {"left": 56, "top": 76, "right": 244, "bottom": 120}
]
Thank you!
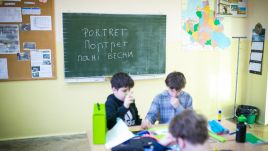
[{"left": 182, "top": 0, "right": 230, "bottom": 50}]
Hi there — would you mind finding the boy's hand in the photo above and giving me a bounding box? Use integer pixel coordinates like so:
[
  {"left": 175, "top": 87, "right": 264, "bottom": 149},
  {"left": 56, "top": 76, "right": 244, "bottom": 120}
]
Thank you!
[
  {"left": 170, "top": 92, "right": 181, "bottom": 108},
  {"left": 169, "top": 89, "right": 180, "bottom": 108},
  {"left": 141, "top": 119, "right": 152, "bottom": 129},
  {"left": 170, "top": 97, "right": 180, "bottom": 108},
  {"left": 159, "top": 133, "right": 176, "bottom": 146},
  {"left": 123, "top": 91, "right": 134, "bottom": 108}
]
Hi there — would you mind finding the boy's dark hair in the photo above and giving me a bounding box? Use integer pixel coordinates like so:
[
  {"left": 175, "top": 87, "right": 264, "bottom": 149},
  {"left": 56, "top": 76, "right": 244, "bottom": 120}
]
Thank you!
[
  {"left": 165, "top": 71, "right": 186, "bottom": 90},
  {"left": 169, "top": 109, "right": 208, "bottom": 145},
  {"left": 111, "top": 72, "right": 134, "bottom": 89}
]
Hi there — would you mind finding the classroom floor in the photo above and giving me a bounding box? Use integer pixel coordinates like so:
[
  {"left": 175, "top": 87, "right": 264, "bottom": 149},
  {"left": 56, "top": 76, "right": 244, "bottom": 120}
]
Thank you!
[{"left": 0, "top": 134, "right": 90, "bottom": 151}]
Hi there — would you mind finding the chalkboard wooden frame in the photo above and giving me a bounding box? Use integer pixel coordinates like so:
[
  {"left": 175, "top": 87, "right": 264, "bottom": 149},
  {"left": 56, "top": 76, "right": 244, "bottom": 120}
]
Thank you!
[{"left": 63, "top": 13, "right": 166, "bottom": 81}]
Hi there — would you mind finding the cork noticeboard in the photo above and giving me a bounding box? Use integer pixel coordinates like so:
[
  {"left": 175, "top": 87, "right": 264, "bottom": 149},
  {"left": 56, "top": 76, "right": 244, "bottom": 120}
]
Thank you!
[{"left": 0, "top": 0, "right": 56, "bottom": 81}]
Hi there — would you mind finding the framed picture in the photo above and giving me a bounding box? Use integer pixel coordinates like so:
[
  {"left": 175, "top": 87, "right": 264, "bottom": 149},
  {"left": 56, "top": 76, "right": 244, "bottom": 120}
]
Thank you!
[{"left": 216, "top": 0, "right": 247, "bottom": 17}]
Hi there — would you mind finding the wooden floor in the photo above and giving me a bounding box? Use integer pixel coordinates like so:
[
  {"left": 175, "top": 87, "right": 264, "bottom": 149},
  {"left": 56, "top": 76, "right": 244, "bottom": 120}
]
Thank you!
[{"left": 0, "top": 134, "right": 90, "bottom": 151}]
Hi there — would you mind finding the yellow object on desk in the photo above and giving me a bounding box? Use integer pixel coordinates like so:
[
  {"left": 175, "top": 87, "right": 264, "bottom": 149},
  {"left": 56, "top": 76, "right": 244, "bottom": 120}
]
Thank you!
[{"left": 209, "top": 131, "right": 226, "bottom": 142}]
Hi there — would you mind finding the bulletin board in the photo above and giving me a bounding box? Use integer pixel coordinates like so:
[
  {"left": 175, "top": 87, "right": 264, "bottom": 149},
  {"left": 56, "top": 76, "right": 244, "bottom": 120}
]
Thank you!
[{"left": 0, "top": 0, "right": 56, "bottom": 81}]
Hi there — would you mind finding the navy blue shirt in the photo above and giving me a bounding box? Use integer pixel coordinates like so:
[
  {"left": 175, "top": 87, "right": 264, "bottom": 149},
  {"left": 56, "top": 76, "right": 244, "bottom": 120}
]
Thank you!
[{"left": 105, "top": 94, "right": 142, "bottom": 130}]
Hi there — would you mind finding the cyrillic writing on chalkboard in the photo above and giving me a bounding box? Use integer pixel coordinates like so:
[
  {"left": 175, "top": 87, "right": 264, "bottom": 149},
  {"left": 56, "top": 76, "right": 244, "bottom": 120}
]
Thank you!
[
  {"left": 63, "top": 13, "right": 166, "bottom": 78},
  {"left": 79, "top": 27, "right": 133, "bottom": 62}
]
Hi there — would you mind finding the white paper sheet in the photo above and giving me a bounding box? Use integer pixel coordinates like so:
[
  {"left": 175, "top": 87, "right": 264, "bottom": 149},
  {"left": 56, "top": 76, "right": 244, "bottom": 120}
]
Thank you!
[
  {"left": 30, "top": 49, "right": 52, "bottom": 78},
  {"left": 0, "top": 7, "right": 22, "bottom": 22},
  {"left": 249, "top": 62, "right": 261, "bottom": 72},
  {"left": 250, "top": 52, "right": 263, "bottom": 61},
  {"left": 4, "top": 2, "right": 16, "bottom": 6},
  {"left": 0, "top": 24, "right": 20, "bottom": 54},
  {"left": 251, "top": 42, "right": 263, "bottom": 50},
  {"left": 24, "top": 2, "right": 35, "bottom": 5},
  {"left": 30, "top": 16, "right": 52, "bottom": 30},
  {"left": 105, "top": 119, "right": 134, "bottom": 149},
  {"left": 0, "top": 58, "right": 8, "bottom": 79},
  {"left": 22, "top": 7, "right": 41, "bottom": 15}
]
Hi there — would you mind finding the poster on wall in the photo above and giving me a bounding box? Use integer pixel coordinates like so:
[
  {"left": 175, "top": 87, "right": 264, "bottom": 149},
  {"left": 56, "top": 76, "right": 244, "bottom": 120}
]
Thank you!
[
  {"left": 216, "top": 0, "right": 247, "bottom": 17},
  {"left": 0, "top": 24, "right": 20, "bottom": 54},
  {"left": 30, "top": 49, "right": 52, "bottom": 78},
  {"left": 249, "top": 24, "right": 265, "bottom": 75},
  {"left": 0, "top": 58, "right": 8, "bottom": 79},
  {"left": 181, "top": 0, "right": 231, "bottom": 50}
]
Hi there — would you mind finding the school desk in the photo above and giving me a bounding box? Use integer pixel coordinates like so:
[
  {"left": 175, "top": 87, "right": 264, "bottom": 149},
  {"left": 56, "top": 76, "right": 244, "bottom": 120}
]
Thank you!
[{"left": 87, "top": 120, "right": 268, "bottom": 151}]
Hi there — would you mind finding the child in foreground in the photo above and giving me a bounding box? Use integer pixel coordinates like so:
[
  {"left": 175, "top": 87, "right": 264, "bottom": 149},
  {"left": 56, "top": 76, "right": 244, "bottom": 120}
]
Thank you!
[{"left": 159, "top": 109, "right": 209, "bottom": 151}]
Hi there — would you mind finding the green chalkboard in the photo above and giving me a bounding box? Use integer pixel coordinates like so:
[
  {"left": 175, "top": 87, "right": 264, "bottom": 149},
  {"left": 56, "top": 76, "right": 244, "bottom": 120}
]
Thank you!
[{"left": 63, "top": 13, "right": 166, "bottom": 78}]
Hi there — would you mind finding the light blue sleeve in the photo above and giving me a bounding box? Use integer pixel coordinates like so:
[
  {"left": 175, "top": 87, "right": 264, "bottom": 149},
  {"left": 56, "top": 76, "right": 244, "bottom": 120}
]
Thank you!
[{"left": 145, "top": 95, "right": 160, "bottom": 124}]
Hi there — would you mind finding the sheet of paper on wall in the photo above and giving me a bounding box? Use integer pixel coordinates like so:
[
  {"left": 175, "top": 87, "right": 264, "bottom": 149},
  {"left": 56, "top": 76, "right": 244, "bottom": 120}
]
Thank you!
[
  {"left": 17, "top": 52, "right": 30, "bottom": 61},
  {"left": 24, "top": 2, "right": 35, "bottom": 5},
  {"left": 3, "top": 0, "right": 21, "bottom": 1},
  {"left": 23, "top": 42, "right": 36, "bottom": 50},
  {"left": 20, "top": 23, "right": 31, "bottom": 31},
  {"left": 30, "top": 16, "right": 52, "bottom": 30},
  {"left": 4, "top": 2, "right": 16, "bottom": 6},
  {"left": 251, "top": 42, "right": 263, "bottom": 51},
  {"left": 0, "top": 24, "right": 20, "bottom": 54},
  {"left": 0, "top": 58, "right": 9, "bottom": 79},
  {"left": 30, "top": 49, "right": 52, "bottom": 78},
  {"left": 22, "top": 7, "right": 41, "bottom": 15},
  {"left": 249, "top": 62, "right": 261, "bottom": 72},
  {"left": 105, "top": 118, "right": 134, "bottom": 149},
  {"left": 250, "top": 52, "right": 263, "bottom": 62},
  {"left": 0, "top": 7, "right": 22, "bottom": 22}
]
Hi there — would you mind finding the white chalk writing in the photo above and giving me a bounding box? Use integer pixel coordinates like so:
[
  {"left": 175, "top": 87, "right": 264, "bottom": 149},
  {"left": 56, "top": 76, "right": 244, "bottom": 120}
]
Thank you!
[{"left": 80, "top": 27, "right": 133, "bottom": 61}]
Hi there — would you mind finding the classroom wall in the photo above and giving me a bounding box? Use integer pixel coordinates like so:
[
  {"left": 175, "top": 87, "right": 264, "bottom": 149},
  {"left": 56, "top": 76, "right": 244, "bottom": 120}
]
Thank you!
[
  {"left": 244, "top": 0, "right": 268, "bottom": 125},
  {"left": 0, "top": 0, "right": 266, "bottom": 140}
]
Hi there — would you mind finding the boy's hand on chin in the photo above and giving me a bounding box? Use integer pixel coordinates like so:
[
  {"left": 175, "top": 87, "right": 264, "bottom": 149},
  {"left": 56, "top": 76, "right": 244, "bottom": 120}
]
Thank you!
[
  {"left": 124, "top": 91, "right": 134, "bottom": 108},
  {"left": 170, "top": 97, "right": 180, "bottom": 108}
]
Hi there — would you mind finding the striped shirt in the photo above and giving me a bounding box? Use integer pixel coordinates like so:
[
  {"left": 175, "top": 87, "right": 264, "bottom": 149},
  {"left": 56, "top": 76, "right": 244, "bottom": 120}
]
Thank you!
[{"left": 145, "top": 90, "right": 193, "bottom": 124}]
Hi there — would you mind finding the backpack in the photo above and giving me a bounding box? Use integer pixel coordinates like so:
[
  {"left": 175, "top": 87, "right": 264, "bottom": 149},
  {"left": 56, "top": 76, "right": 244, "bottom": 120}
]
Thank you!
[{"left": 112, "top": 136, "right": 170, "bottom": 151}]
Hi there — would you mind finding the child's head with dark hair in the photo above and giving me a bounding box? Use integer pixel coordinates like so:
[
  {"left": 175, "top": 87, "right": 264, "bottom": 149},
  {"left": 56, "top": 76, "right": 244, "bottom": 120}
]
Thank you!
[
  {"left": 169, "top": 109, "right": 208, "bottom": 145},
  {"left": 111, "top": 72, "right": 134, "bottom": 90},
  {"left": 165, "top": 71, "right": 186, "bottom": 91},
  {"left": 111, "top": 72, "right": 135, "bottom": 102}
]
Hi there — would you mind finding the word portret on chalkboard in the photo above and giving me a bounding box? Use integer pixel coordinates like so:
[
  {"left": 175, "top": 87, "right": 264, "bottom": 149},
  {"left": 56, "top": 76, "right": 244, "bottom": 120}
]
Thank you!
[
  {"left": 63, "top": 13, "right": 166, "bottom": 82},
  {"left": 80, "top": 27, "right": 130, "bottom": 61}
]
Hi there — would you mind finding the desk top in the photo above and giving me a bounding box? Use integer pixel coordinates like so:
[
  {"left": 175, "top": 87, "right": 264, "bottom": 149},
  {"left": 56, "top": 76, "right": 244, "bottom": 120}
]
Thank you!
[{"left": 88, "top": 120, "right": 268, "bottom": 151}]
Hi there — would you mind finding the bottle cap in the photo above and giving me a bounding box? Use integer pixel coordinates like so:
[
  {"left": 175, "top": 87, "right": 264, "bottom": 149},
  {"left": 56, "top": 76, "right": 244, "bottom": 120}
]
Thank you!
[
  {"left": 218, "top": 110, "right": 222, "bottom": 113},
  {"left": 238, "top": 115, "right": 247, "bottom": 122}
]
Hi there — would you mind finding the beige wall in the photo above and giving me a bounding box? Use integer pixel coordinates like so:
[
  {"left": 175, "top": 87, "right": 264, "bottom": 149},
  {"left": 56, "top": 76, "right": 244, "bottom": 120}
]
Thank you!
[
  {"left": 245, "top": 0, "right": 268, "bottom": 124},
  {"left": 0, "top": 0, "right": 267, "bottom": 140}
]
